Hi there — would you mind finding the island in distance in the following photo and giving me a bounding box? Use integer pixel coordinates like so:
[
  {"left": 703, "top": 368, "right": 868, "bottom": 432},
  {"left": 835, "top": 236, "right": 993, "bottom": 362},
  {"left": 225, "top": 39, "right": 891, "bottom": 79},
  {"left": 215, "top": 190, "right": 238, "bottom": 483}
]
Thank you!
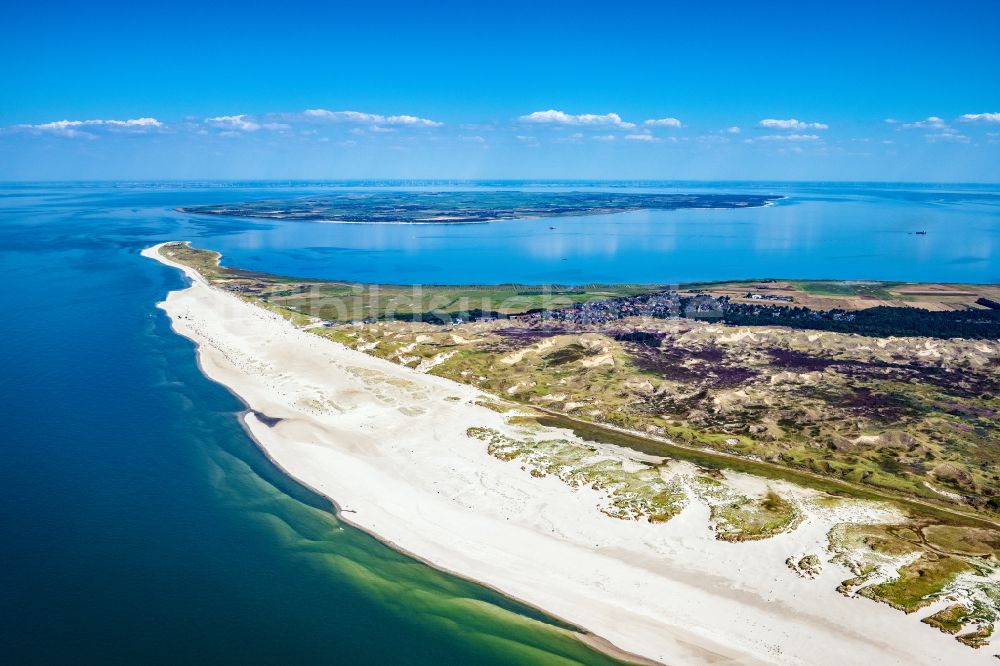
[{"left": 177, "top": 190, "right": 781, "bottom": 224}]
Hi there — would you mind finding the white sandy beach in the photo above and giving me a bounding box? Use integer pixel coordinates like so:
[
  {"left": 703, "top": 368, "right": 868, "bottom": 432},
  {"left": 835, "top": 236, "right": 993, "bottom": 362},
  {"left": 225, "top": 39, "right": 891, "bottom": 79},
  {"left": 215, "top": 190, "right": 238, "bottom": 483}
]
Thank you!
[{"left": 143, "top": 243, "right": 993, "bottom": 665}]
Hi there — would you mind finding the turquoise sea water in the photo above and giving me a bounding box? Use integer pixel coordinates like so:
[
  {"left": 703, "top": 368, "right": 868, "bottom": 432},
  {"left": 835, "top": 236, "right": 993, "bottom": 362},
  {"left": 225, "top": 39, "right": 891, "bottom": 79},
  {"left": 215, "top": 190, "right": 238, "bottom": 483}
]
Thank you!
[{"left": 1, "top": 182, "right": 998, "bottom": 663}]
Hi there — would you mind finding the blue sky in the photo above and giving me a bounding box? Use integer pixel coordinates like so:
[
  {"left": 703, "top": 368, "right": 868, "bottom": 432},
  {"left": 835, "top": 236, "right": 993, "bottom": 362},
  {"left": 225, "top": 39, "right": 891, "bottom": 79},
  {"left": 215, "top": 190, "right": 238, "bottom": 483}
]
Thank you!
[{"left": 2, "top": 0, "right": 999, "bottom": 181}]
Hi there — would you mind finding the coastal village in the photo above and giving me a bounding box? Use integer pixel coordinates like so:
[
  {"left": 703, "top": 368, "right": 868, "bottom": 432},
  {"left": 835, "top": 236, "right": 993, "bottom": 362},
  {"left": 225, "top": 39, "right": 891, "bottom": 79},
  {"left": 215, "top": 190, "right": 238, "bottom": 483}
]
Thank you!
[
  {"left": 224, "top": 281, "right": 809, "bottom": 327},
  {"left": 224, "top": 276, "right": 1000, "bottom": 340}
]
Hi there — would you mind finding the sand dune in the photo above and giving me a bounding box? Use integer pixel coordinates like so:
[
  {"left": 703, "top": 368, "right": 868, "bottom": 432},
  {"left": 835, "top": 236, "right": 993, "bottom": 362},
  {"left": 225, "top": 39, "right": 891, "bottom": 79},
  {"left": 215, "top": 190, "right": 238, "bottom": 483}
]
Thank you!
[{"left": 143, "top": 243, "right": 992, "bottom": 665}]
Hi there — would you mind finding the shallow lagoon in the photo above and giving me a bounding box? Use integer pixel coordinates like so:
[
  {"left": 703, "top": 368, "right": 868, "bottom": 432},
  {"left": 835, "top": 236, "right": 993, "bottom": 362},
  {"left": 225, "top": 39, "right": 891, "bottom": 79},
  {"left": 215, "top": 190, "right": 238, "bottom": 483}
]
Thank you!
[{"left": 191, "top": 183, "right": 1000, "bottom": 285}]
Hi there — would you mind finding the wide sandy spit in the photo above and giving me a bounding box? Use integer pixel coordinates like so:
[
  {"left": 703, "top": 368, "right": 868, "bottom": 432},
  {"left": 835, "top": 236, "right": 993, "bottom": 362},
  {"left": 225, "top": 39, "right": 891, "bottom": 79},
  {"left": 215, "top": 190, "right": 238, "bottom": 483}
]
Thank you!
[{"left": 143, "top": 243, "right": 990, "bottom": 665}]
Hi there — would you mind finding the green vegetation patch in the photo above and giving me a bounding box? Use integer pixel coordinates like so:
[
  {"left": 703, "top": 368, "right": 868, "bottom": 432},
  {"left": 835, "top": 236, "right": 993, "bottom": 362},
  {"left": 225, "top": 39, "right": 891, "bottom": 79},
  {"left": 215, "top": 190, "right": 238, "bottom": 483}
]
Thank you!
[
  {"left": 922, "top": 525, "right": 1000, "bottom": 557},
  {"left": 787, "top": 554, "right": 823, "bottom": 578},
  {"left": 956, "top": 624, "right": 994, "bottom": 648},
  {"left": 465, "top": 426, "right": 687, "bottom": 523},
  {"left": 798, "top": 281, "right": 899, "bottom": 299},
  {"left": 702, "top": 484, "right": 802, "bottom": 542},
  {"left": 474, "top": 399, "right": 516, "bottom": 413},
  {"left": 922, "top": 604, "right": 972, "bottom": 634},
  {"left": 719, "top": 489, "right": 800, "bottom": 541},
  {"left": 859, "top": 554, "right": 973, "bottom": 613}
]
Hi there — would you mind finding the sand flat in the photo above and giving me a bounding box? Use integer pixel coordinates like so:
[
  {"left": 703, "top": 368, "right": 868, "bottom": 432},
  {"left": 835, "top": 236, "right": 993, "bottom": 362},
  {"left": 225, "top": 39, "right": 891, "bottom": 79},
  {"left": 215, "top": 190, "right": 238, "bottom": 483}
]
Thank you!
[{"left": 143, "top": 243, "right": 993, "bottom": 665}]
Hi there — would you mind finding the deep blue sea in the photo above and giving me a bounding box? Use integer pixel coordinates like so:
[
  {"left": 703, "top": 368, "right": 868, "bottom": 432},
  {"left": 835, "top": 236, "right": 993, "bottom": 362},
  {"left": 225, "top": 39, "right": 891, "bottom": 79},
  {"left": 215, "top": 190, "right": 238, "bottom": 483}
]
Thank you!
[{"left": 1, "top": 181, "right": 998, "bottom": 663}]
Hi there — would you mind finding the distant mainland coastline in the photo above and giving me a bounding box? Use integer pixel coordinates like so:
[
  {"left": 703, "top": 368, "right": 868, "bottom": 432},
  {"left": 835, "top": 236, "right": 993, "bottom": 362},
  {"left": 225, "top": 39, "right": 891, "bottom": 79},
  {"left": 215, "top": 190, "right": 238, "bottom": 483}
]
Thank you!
[{"left": 176, "top": 190, "right": 782, "bottom": 224}]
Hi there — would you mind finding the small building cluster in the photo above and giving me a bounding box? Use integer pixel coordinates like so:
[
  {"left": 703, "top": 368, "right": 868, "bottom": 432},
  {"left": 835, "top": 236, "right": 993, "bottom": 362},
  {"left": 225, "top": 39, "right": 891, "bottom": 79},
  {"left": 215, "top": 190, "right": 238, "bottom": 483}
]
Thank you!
[{"left": 744, "top": 292, "right": 793, "bottom": 302}]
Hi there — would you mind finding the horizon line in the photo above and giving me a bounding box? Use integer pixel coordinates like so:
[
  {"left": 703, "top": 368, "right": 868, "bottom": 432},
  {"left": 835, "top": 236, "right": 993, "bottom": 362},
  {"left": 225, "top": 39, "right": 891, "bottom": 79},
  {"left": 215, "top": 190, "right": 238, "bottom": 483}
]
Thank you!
[{"left": 2, "top": 178, "right": 1000, "bottom": 187}]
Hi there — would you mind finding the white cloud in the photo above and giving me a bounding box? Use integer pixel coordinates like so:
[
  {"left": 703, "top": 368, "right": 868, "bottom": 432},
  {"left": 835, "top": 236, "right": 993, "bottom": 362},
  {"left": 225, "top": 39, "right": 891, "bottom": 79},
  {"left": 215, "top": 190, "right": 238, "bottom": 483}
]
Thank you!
[
  {"left": 925, "top": 128, "right": 969, "bottom": 143},
  {"left": 625, "top": 133, "right": 657, "bottom": 142},
  {"left": 958, "top": 112, "right": 1000, "bottom": 124},
  {"left": 205, "top": 115, "right": 262, "bottom": 131},
  {"left": 759, "top": 134, "right": 819, "bottom": 141},
  {"left": 592, "top": 134, "right": 617, "bottom": 141},
  {"left": 644, "top": 117, "right": 682, "bottom": 128},
  {"left": 386, "top": 114, "right": 442, "bottom": 127},
  {"left": 519, "top": 109, "right": 636, "bottom": 129},
  {"left": 100, "top": 118, "right": 161, "bottom": 128},
  {"left": 204, "top": 114, "right": 290, "bottom": 132},
  {"left": 759, "top": 118, "right": 829, "bottom": 130},
  {"left": 13, "top": 117, "right": 162, "bottom": 138},
  {"left": 891, "top": 116, "right": 973, "bottom": 142},
  {"left": 901, "top": 116, "right": 947, "bottom": 129},
  {"left": 697, "top": 134, "right": 730, "bottom": 145},
  {"left": 725, "top": 126, "right": 741, "bottom": 134},
  {"left": 303, "top": 109, "right": 442, "bottom": 127},
  {"left": 753, "top": 134, "right": 820, "bottom": 142},
  {"left": 552, "top": 132, "right": 585, "bottom": 144},
  {"left": 305, "top": 109, "right": 380, "bottom": 123},
  {"left": 15, "top": 120, "right": 94, "bottom": 138}
]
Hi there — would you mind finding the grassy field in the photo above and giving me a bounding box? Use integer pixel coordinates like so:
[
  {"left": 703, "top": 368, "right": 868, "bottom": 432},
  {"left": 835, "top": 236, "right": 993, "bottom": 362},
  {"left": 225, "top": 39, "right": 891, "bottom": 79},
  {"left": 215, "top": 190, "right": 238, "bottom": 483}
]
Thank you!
[
  {"left": 680, "top": 278, "right": 1000, "bottom": 312},
  {"left": 268, "top": 282, "right": 662, "bottom": 323}
]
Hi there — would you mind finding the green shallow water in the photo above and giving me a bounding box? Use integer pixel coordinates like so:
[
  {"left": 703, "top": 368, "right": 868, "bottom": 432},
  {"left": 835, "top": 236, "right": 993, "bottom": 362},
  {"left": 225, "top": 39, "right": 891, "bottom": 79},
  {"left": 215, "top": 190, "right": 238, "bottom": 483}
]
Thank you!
[
  {"left": 206, "top": 415, "right": 626, "bottom": 666},
  {"left": 201, "top": 409, "right": 626, "bottom": 666}
]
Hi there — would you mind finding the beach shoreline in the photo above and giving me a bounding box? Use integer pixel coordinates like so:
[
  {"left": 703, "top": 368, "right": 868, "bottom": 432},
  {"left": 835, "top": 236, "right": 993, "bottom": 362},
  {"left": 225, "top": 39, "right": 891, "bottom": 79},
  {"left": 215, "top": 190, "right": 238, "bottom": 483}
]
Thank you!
[
  {"left": 142, "top": 242, "right": 994, "bottom": 665},
  {"left": 141, "top": 243, "right": 676, "bottom": 665}
]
